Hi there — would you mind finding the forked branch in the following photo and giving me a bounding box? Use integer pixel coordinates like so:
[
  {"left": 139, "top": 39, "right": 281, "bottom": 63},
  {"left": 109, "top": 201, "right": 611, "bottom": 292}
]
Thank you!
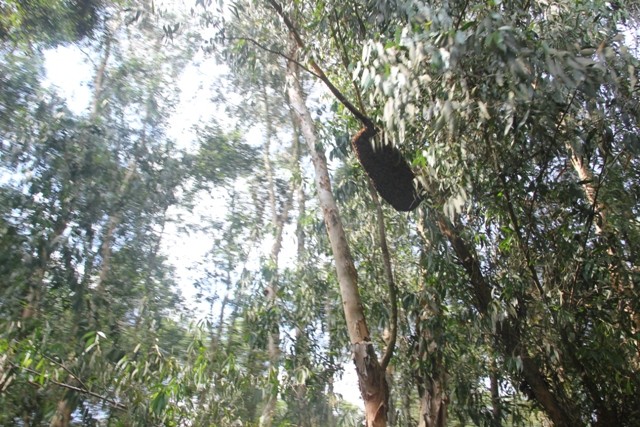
[{"left": 266, "top": 0, "right": 374, "bottom": 129}]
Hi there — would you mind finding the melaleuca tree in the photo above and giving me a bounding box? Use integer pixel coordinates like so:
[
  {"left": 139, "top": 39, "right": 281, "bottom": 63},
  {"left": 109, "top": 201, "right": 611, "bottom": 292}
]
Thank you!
[{"left": 208, "top": 0, "right": 640, "bottom": 426}]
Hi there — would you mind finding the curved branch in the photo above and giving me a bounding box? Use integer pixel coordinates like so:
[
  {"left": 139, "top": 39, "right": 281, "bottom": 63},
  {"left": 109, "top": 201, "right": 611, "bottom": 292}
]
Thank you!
[{"left": 266, "top": 0, "right": 374, "bottom": 129}]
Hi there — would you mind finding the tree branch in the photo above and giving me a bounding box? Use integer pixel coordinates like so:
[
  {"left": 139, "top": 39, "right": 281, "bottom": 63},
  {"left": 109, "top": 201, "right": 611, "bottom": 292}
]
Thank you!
[
  {"left": 43, "top": 355, "right": 90, "bottom": 393},
  {"left": 225, "top": 36, "right": 321, "bottom": 79},
  {"left": 266, "top": 0, "right": 374, "bottom": 129},
  {"left": 435, "top": 216, "right": 577, "bottom": 426},
  {"left": 14, "top": 364, "right": 127, "bottom": 411},
  {"left": 368, "top": 181, "right": 398, "bottom": 370}
]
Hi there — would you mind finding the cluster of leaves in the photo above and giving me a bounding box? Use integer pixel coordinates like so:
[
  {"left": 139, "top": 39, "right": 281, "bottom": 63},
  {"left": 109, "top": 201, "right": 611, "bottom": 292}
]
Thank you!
[
  {"left": 3, "top": 0, "right": 640, "bottom": 426},
  {"left": 350, "top": 0, "right": 640, "bottom": 424}
]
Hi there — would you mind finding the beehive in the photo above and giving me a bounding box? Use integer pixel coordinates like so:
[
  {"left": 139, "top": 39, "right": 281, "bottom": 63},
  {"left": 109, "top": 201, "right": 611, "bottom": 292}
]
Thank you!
[{"left": 352, "top": 127, "right": 423, "bottom": 211}]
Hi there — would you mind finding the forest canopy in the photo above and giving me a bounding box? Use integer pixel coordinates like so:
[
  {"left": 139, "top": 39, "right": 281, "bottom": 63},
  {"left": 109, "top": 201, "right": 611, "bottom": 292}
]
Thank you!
[{"left": 1, "top": 1, "right": 639, "bottom": 426}]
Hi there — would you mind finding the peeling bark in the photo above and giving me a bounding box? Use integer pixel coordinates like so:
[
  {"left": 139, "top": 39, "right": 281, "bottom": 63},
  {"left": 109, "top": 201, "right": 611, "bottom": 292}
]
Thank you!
[{"left": 49, "top": 399, "right": 72, "bottom": 427}]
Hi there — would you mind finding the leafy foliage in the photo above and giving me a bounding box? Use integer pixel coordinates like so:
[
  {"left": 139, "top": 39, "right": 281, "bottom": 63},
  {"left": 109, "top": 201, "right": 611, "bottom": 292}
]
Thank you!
[{"left": 2, "top": 0, "right": 639, "bottom": 426}]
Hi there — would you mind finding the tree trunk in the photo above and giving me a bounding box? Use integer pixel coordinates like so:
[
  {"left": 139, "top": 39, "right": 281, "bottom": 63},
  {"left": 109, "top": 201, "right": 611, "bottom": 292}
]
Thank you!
[
  {"left": 417, "top": 379, "right": 446, "bottom": 427},
  {"left": 436, "top": 215, "right": 578, "bottom": 427},
  {"left": 49, "top": 399, "right": 72, "bottom": 427},
  {"left": 260, "top": 79, "right": 296, "bottom": 426},
  {"left": 568, "top": 145, "right": 639, "bottom": 333},
  {"left": 416, "top": 221, "right": 448, "bottom": 427},
  {"left": 286, "top": 48, "right": 388, "bottom": 427},
  {"left": 490, "top": 356, "right": 501, "bottom": 427}
]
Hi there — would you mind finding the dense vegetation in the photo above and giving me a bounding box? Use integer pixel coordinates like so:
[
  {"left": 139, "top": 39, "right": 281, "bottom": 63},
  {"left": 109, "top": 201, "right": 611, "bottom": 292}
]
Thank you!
[{"left": 1, "top": 1, "right": 639, "bottom": 426}]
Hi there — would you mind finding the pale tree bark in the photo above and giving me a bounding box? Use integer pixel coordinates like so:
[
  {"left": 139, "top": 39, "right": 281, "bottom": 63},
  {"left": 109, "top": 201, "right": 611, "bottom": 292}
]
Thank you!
[
  {"left": 49, "top": 399, "right": 73, "bottom": 427},
  {"left": 260, "top": 81, "right": 296, "bottom": 427},
  {"left": 287, "top": 105, "right": 318, "bottom": 427},
  {"left": 286, "top": 48, "right": 388, "bottom": 427},
  {"left": 417, "top": 379, "right": 446, "bottom": 427},
  {"left": 415, "top": 221, "right": 448, "bottom": 427}
]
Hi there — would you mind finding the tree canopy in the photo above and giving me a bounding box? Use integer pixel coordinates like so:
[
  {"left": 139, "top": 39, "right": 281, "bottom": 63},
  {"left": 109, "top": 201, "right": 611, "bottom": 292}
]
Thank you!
[{"left": 0, "top": 1, "right": 639, "bottom": 426}]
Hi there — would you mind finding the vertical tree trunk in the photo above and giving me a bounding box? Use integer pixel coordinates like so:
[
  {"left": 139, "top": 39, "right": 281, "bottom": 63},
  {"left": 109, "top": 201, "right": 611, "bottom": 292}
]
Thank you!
[
  {"left": 49, "top": 399, "right": 72, "bottom": 427},
  {"left": 416, "top": 221, "right": 448, "bottom": 427},
  {"left": 568, "top": 145, "right": 635, "bottom": 311},
  {"left": 260, "top": 80, "right": 296, "bottom": 427},
  {"left": 436, "top": 215, "right": 578, "bottom": 427},
  {"left": 286, "top": 48, "right": 388, "bottom": 427},
  {"left": 417, "top": 380, "right": 446, "bottom": 427},
  {"left": 490, "top": 356, "right": 501, "bottom": 427}
]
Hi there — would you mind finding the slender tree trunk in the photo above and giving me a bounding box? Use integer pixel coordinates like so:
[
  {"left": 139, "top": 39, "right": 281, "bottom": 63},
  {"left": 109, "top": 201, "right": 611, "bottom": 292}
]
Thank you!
[
  {"left": 568, "top": 145, "right": 635, "bottom": 311},
  {"left": 91, "top": 35, "right": 111, "bottom": 117},
  {"left": 94, "top": 161, "right": 136, "bottom": 295},
  {"left": 47, "top": 28, "right": 114, "bottom": 426},
  {"left": 286, "top": 48, "right": 388, "bottom": 427},
  {"left": 490, "top": 355, "right": 501, "bottom": 427},
  {"left": 565, "top": 145, "right": 638, "bottom": 418},
  {"left": 415, "top": 221, "right": 447, "bottom": 427},
  {"left": 289, "top": 102, "right": 320, "bottom": 427},
  {"left": 260, "top": 80, "right": 296, "bottom": 427}
]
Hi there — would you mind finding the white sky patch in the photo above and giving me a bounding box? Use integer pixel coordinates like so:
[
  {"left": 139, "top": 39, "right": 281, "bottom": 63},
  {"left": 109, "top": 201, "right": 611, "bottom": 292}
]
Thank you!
[
  {"left": 162, "top": 189, "right": 227, "bottom": 303},
  {"left": 43, "top": 46, "right": 93, "bottom": 114},
  {"left": 167, "top": 53, "right": 228, "bottom": 150}
]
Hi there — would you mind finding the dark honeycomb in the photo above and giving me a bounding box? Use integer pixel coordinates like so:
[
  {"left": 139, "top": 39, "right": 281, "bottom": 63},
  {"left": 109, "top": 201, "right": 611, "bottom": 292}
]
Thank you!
[{"left": 352, "top": 127, "right": 423, "bottom": 211}]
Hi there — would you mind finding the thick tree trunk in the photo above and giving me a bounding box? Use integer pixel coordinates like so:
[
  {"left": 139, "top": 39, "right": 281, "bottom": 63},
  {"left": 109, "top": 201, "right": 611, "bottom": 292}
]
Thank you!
[
  {"left": 286, "top": 50, "right": 388, "bottom": 427},
  {"left": 418, "top": 379, "right": 446, "bottom": 427}
]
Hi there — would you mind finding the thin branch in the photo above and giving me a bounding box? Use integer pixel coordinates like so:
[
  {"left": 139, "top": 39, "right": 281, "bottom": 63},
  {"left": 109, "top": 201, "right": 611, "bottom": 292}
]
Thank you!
[
  {"left": 13, "top": 364, "right": 127, "bottom": 411},
  {"left": 42, "top": 355, "right": 89, "bottom": 392},
  {"left": 225, "top": 36, "right": 321, "bottom": 79},
  {"left": 266, "top": 0, "right": 374, "bottom": 129},
  {"left": 454, "top": 0, "right": 470, "bottom": 31},
  {"left": 368, "top": 180, "right": 398, "bottom": 370},
  {"left": 330, "top": 10, "right": 367, "bottom": 117},
  {"left": 497, "top": 172, "right": 546, "bottom": 300}
]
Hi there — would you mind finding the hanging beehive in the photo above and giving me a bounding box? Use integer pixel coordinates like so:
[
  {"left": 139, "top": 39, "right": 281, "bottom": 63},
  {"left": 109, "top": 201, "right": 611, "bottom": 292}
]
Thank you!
[{"left": 352, "top": 127, "right": 423, "bottom": 212}]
